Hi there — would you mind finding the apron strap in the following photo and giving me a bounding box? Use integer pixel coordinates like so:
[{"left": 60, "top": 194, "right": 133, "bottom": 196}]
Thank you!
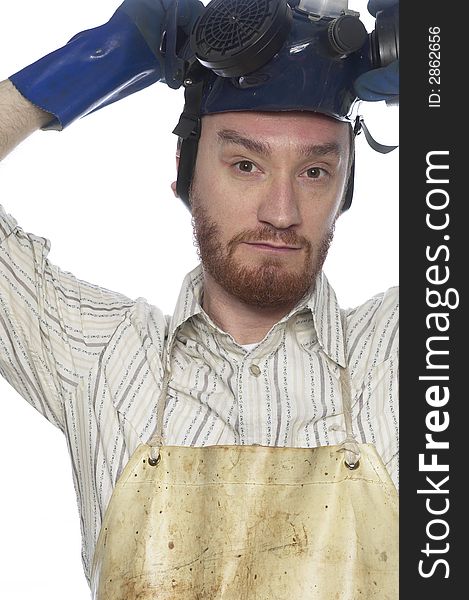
[
  {"left": 338, "top": 366, "right": 361, "bottom": 469},
  {"left": 147, "top": 359, "right": 172, "bottom": 464},
  {"left": 338, "top": 311, "right": 361, "bottom": 470}
]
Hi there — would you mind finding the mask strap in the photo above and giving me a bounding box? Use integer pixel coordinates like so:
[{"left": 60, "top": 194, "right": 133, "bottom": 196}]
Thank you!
[
  {"left": 172, "top": 71, "right": 206, "bottom": 210},
  {"left": 355, "top": 115, "right": 398, "bottom": 154}
]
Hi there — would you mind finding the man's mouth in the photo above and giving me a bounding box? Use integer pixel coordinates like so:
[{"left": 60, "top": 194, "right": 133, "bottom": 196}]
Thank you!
[{"left": 243, "top": 241, "right": 302, "bottom": 253}]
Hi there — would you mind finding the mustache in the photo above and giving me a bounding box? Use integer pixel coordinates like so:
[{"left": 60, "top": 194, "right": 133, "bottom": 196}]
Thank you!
[{"left": 228, "top": 226, "right": 311, "bottom": 252}]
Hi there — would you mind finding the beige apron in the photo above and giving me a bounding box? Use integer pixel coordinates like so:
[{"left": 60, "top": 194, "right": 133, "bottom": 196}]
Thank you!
[{"left": 91, "top": 361, "right": 398, "bottom": 599}]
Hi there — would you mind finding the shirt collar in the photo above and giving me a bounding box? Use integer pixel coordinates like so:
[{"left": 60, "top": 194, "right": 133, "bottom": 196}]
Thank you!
[
  {"left": 167, "top": 265, "right": 346, "bottom": 368},
  {"left": 166, "top": 265, "right": 205, "bottom": 352},
  {"left": 304, "top": 270, "right": 346, "bottom": 367}
]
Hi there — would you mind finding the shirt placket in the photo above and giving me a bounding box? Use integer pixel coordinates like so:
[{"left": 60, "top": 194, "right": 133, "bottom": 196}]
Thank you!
[{"left": 236, "top": 327, "right": 283, "bottom": 446}]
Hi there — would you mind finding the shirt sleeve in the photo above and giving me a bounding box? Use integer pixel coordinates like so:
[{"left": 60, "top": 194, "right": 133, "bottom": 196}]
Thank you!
[
  {"left": 344, "top": 286, "right": 399, "bottom": 490},
  {"left": 0, "top": 205, "right": 136, "bottom": 431}
]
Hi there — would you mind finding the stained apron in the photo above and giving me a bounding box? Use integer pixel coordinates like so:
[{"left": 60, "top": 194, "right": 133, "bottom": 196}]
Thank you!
[{"left": 90, "top": 360, "right": 398, "bottom": 599}]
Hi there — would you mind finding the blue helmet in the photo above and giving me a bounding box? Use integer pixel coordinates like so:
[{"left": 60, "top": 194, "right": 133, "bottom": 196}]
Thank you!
[{"left": 172, "top": 0, "right": 398, "bottom": 209}]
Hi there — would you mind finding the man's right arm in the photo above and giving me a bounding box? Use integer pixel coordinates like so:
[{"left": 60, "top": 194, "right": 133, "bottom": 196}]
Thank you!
[
  {"left": 0, "top": 80, "right": 51, "bottom": 161},
  {"left": 0, "top": 0, "right": 174, "bottom": 160}
]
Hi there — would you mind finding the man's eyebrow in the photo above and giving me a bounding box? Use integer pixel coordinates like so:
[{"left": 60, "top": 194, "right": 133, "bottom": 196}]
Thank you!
[
  {"left": 217, "top": 129, "right": 271, "bottom": 156},
  {"left": 298, "top": 142, "right": 342, "bottom": 159},
  {"left": 217, "top": 129, "right": 342, "bottom": 160}
]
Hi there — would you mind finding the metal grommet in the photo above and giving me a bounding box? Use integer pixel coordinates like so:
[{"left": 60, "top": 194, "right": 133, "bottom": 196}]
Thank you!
[
  {"left": 344, "top": 459, "right": 360, "bottom": 470},
  {"left": 148, "top": 455, "right": 160, "bottom": 467}
]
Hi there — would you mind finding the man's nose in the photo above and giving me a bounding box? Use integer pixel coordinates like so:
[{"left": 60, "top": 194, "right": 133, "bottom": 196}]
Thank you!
[{"left": 257, "top": 175, "right": 302, "bottom": 230}]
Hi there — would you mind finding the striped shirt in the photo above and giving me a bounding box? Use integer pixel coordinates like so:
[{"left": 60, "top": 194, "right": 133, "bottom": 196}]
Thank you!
[{"left": 0, "top": 204, "right": 399, "bottom": 586}]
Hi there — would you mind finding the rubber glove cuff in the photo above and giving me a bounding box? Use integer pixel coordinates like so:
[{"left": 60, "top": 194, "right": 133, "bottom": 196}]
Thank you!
[
  {"left": 354, "top": 59, "right": 399, "bottom": 102},
  {"left": 9, "top": 9, "right": 162, "bottom": 130}
]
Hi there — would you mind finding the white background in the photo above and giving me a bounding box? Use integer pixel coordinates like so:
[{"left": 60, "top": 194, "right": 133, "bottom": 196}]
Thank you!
[{"left": 0, "top": 1, "right": 398, "bottom": 597}]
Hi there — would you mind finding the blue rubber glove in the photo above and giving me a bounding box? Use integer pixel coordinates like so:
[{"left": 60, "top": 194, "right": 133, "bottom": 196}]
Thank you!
[
  {"left": 9, "top": 0, "right": 204, "bottom": 130},
  {"left": 367, "top": 0, "right": 397, "bottom": 15},
  {"left": 354, "top": 0, "right": 399, "bottom": 102}
]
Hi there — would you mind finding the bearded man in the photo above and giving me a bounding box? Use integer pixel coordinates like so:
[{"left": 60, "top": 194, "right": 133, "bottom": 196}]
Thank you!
[{"left": 0, "top": 0, "right": 399, "bottom": 598}]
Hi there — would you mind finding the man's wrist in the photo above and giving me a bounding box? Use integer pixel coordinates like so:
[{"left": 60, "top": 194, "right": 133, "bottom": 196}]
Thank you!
[{"left": 0, "top": 80, "right": 52, "bottom": 161}]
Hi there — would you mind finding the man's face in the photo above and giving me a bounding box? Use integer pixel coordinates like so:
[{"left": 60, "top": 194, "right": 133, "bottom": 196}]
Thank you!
[{"left": 190, "top": 111, "right": 351, "bottom": 309}]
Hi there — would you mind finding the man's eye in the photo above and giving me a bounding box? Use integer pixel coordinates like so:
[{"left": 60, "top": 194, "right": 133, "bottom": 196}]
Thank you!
[
  {"left": 305, "top": 167, "right": 324, "bottom": 179},
  {"left": 235, "top": 161, "right": 255, "bottom": 173}
]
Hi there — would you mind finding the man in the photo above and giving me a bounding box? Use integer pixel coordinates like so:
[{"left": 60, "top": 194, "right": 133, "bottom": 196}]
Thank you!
[{"left": 0, "top": 0, "right": 399, "bottom": 597}]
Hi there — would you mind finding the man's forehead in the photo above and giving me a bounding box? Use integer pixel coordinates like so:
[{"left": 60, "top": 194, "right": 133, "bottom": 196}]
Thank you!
[{"left": 201, "top": 111, "right": 350, "bottom": 150}]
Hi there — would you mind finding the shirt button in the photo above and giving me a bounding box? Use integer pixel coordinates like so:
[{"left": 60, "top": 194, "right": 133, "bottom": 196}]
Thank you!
[{"left": 249, "top": 364, "right": 261, "bottom": 377}]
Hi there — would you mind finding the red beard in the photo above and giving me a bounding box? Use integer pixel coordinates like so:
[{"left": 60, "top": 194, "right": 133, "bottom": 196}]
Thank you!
[{"left": 191, "top": 200, "right": 334, "bottom": 309}]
